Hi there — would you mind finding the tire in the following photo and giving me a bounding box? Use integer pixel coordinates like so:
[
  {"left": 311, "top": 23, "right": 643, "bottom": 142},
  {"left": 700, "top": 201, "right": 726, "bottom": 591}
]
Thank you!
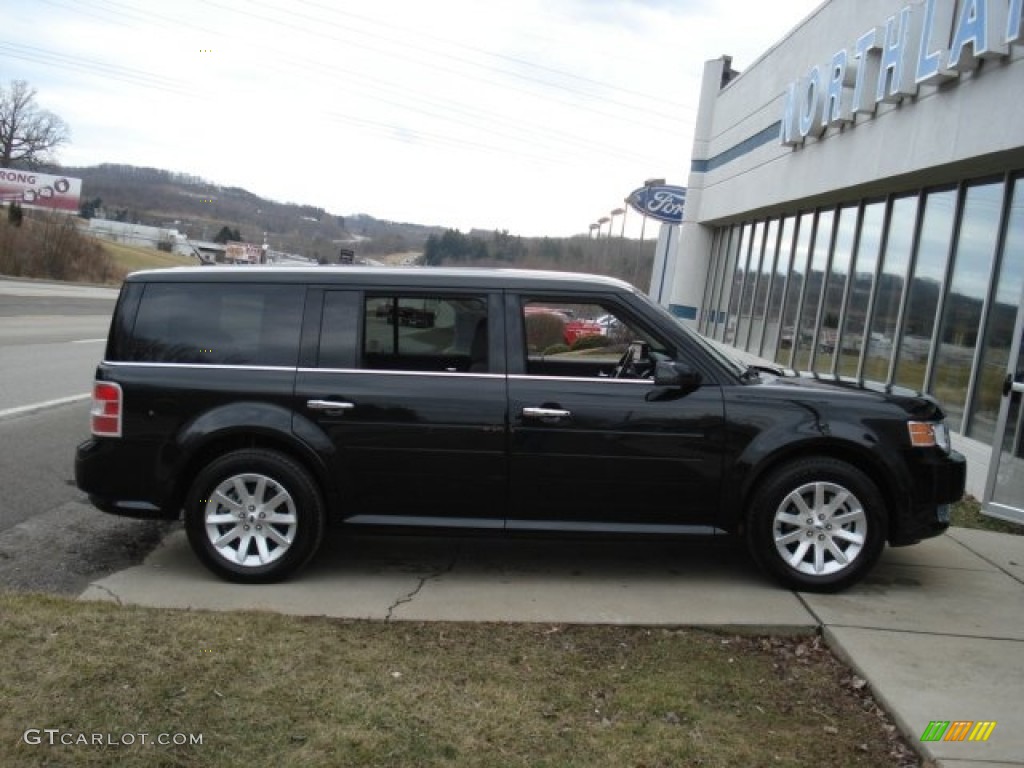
[
  {"left": 184, "top": 449, "right": 325, "bottom": 583},
  {"left": 746, "top": 458, "right": 886, "bottom": 593}
]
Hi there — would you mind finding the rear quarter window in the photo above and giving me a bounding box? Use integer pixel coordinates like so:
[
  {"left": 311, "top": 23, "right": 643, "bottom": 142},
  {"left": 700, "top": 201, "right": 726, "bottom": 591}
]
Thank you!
[{"left": 116, "top": 283, "right": 304, "bottom": 366}]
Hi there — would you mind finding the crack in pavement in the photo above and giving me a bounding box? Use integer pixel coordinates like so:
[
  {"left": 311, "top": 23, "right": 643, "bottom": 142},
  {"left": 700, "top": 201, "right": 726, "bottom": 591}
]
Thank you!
[
  {"left": 89, "top": 583, "right": 124, "bottom": 607},
  {"left": 385, "top": 543, "right": 462, "bottom": 621}
]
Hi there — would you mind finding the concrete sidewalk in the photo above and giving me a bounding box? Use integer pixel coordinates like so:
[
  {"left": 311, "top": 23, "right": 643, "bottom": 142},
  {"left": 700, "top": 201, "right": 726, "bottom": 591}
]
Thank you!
[{"left": 81, "top": 527, "right": 1024, "bottom": 767}]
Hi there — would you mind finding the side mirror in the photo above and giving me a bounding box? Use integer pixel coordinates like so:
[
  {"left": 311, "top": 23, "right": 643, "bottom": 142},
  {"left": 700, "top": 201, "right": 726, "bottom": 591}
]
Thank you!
[{"left": 654, "top": 360, "right": 702, "bottom": 391}]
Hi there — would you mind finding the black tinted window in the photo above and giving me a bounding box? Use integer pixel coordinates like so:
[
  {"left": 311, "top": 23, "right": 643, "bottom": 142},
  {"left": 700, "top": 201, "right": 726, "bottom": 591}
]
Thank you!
[
  {"left": 319, "top": 291, "right": 360, "bottom": 369},
  {"left": 122, "top": 283, "right": 304, "bottom": 366}
]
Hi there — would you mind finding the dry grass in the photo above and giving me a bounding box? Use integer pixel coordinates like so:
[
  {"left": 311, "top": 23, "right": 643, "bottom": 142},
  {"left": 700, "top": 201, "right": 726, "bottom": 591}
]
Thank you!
[
  {"left": 951, "top": 496, "right": 1024, "bottom": 536},
  {"left": 0, "top": 591, "right": 924, "bottom": 768},
  {"left": 95, "top": 239, "right": 195, "bottom": 280}
]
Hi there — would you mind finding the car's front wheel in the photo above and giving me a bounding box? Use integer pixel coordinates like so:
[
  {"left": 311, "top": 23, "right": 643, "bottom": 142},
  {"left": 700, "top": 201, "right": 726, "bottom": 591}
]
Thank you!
[
  {"left": 746, "top": 458, "right": 886, "bottom": 592},
  {"left": 184, "top": 449, "right": 325, "bottom": 583}
]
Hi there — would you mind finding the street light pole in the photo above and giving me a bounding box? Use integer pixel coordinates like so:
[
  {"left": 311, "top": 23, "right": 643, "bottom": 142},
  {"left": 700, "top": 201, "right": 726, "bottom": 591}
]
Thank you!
[
  {"left": 609, "top": 207, "right": 625, "bottom": 277},
  {"left": 596, "top": 216, "right": 610, "bottom": 271},
  {"left": 636, "top": 178, "right": 665, "bottom": 284}
]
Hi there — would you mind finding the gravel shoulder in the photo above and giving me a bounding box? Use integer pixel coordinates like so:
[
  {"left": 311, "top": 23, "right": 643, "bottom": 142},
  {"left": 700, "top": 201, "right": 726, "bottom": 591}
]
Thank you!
[{"left": 0, "top": 500, "right": 175, "bottom": 595}]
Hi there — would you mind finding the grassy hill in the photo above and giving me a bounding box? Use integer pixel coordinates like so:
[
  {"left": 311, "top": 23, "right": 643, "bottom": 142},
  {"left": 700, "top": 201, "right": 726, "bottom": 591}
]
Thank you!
[
  {"left": 97, "top": 239, "right": 195, "bottom": 277},
  {"left": 52, "top": 163, "right": 443, "bottom": 263}
]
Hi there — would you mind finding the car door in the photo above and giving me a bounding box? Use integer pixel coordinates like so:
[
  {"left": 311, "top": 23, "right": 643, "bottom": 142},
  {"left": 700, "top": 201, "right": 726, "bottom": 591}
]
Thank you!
[
  {"left": 506, "top": 292, "right": 725, "bottom": 532},
  {"left": 294, "top": 287, "right": 507, "bottom": 528}
]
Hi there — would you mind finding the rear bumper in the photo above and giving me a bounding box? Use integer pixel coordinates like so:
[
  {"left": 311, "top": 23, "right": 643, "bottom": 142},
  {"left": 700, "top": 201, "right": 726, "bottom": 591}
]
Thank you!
[
  {"left": 75, "top": 438, "right": 179, "bottom": 520},
  {"left": 889, "top": 448, "right": 967, "bottom": 546}
]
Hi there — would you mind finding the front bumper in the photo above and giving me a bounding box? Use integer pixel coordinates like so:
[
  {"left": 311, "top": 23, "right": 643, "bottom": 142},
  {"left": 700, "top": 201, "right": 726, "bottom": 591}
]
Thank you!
[{"left": 889, "top": 448, "right": 967, "bottom": 546}]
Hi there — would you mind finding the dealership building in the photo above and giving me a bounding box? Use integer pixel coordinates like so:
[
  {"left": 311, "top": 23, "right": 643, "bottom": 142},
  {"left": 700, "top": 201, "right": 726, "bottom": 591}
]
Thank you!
[{"left": 667, "top": 0, "right": 1024, "bottom": 521}]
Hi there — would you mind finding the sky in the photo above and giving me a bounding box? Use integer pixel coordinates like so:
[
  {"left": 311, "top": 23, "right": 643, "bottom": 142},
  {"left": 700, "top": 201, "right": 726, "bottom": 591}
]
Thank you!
[{"left": 2, "top": 0, "right": 823, "bottom": 238}]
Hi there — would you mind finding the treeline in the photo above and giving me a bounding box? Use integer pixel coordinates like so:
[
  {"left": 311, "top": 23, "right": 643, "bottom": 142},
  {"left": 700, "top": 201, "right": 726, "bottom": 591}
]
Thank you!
[
  {"left": 423, "top": 229, "right": 655, "bottom": 287},
  {"left": 71, "top": 163, "right": 208, "bottom": 186}
]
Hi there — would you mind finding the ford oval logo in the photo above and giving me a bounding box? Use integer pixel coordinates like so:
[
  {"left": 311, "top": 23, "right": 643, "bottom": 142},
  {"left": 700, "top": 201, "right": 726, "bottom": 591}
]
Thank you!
[{"left": 626, "top": 185, "right": 686, "bottom": 224}]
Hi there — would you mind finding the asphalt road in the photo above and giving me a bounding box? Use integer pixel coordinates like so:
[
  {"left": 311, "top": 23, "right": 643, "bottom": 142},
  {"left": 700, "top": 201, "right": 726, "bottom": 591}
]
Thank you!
[
  {"left": 0, "top": 277, "right": 117, "bottom": 414},
  {"left": 0, "top": 278, "right": 171, "bottom": 594}
]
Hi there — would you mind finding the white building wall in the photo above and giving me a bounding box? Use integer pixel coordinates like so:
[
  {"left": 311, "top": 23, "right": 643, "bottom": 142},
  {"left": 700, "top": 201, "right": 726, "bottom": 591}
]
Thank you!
[
  {"left": 674, "top": 0, "right": 1024, "bottom": 263},
  {"left": 671, "top": 0, "right": 1024, "bottom": 500}
]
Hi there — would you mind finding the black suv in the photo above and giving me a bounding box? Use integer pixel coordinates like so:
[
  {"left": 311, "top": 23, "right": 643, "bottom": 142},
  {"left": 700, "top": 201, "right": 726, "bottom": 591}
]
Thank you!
[{"left": 75, "top": 266, "right": 966, "bottom": 591}]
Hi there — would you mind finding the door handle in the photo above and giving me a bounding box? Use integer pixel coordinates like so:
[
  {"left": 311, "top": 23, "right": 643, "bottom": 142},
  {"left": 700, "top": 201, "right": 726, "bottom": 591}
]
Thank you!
[
  {"left": 522, "top": 406, "right": 572, "bottom": 423},
  {"left": 307, "top": 399, "right": 355, "bottom": 413},
  {"left": 1004, "top": 374, "right": 1024, "bottom": 397}
]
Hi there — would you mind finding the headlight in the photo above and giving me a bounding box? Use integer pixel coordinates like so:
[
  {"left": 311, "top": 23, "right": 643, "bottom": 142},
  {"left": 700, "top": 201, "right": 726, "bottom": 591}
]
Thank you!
[{"left": 908, "top": 421, "right": 950, "bottom": 452}]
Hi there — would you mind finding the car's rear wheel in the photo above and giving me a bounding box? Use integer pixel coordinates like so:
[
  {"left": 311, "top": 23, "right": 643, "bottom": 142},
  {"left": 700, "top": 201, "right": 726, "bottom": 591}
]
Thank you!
[
  {"left": 184, "top": 449, "right": 325, "bottom": 583},
  {"left": 746, "top": 458, "right": 886, "bottom": 592}
]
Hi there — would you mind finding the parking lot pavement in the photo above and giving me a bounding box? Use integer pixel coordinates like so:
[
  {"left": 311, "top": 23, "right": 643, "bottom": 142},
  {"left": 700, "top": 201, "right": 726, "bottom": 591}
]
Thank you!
[
  {"left": 80, "top": 530, "right": 816, "bottom": 630},
  {"left": 80, "top": 527, "right": 1024, "bottom": 767},
  {"left": 806, "top": 530, "right": 1024, "bottom": 767}
]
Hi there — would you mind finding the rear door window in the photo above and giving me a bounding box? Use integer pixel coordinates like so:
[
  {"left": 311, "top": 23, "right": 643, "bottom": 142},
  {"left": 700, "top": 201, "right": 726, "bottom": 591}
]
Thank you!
[
  {"left": 362, "top": 294, "right": 490, "bottom": 373},
  {"left": 123, "top": 283, "right": 304, "bottom": 366}
]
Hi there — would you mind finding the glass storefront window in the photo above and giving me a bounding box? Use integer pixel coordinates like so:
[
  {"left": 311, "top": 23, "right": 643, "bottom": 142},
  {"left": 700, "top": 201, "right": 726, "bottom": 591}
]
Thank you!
[
  {"left": 967, "top": 179, "right": 1023, "bottom": 442},
  {"left": 864, "top": 195, "right": 917, "bottom": 383},
  {"left": 776, "top": 212, "right": 814, "bottom": 367},
  {"left": 722, "top": 224, "right": 752, "bottom": 344},
  {"left": 793, "top": 209, "right": 834, "bottom": 370},
  {"left": 736, "top": 222, "right": 765, "bottom": 349},
  {"left": 815, "top": 205, "right": 857, "bottom": 374},
  {"left": 701, "top": 230, "right": 726, "bottom": 336},
  {"left": 749, "top": 218, "right": 778, "bottom": 355},
  {"left": 712, "top": 225, "right": 737, "bottom": 339},
  {"left": 931, "top": 181, "right": 1004, "bottom": 432},
  {"left": 763, "top": 216, "right": 795, "bottom": 360},
  {"left": 893, "top": 188, "right": 957, "bottom": 390},
  {"left": 838, "top": 201, "right": 885, "bottom": 376}
]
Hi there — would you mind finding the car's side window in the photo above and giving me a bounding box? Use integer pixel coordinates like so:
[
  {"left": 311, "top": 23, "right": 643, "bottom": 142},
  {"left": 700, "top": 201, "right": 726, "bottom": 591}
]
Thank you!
[
  {"left": 362, "top": 294, "right": 489, "bottom": 373},
  {"left": 125, "top": 283, "right": 304, "bottom": 366},
  {"left": 521, "top": 299, "right": 668, "bottom": 379}
]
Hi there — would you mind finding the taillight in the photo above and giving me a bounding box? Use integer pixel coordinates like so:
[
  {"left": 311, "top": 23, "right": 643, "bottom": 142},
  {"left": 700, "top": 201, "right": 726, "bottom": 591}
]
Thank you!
[{"left": 91, "top": 382, "right": 123, "bottom": 437}]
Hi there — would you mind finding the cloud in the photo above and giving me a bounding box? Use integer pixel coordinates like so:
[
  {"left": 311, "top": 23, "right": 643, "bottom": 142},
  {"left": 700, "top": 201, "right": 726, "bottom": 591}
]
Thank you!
[{"left": 1, "top": 0, "right": 822, "bottom": 236}]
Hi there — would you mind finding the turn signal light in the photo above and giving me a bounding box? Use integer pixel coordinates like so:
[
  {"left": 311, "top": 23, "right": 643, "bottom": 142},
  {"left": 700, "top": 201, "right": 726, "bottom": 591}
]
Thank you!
[
  {"left": 907, "top": 420, "right": 950, "bottom": 452},
  {"left": 91, "top": 382, "right": 123, "bottom": 437}
]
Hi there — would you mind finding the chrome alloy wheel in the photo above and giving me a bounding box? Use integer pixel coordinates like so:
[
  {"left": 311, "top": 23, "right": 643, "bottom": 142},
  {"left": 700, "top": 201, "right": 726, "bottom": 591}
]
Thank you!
[
  {"left": 771, "top": 481, "right": 867, "bottom": 577},
  {"left": 203, "top": 473, "right": 298, "bottom": 567}
]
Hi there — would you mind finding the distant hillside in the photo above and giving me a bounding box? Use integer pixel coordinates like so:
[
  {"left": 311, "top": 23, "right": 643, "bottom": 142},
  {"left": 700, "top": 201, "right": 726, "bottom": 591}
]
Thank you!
[{"left": 50, "top": 163, "right": 444, "bottom": 262}]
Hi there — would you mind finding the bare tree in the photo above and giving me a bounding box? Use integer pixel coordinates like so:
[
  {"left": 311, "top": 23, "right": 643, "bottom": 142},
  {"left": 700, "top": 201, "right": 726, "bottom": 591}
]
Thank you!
[{"left": 0, "top": 80, "right": 70, "bottom": 169}]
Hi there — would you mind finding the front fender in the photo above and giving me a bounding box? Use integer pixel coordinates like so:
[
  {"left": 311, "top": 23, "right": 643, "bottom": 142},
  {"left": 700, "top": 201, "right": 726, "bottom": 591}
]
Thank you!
[{"left": 719, "top": 400, "right": 912, "bottom": 531}]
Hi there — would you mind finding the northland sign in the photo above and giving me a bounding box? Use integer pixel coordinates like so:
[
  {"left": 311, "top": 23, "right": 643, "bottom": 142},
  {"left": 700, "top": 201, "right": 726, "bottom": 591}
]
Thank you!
[{"left": 780, "top": 0, "right": 1022, "bottom": 145}]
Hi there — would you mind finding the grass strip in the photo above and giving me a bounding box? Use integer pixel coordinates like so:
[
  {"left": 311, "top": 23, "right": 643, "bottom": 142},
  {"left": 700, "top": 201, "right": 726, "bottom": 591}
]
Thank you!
[{"left": 0, "top": 591, "right": 922, "bottom": 767}]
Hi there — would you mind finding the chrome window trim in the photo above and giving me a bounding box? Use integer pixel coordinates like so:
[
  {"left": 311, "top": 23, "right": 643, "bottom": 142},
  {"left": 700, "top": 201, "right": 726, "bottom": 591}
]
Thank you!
[
  {"left": 509, "top": 374, "right": 652, "bottom": 385},
  {"left": 102, "top": 362, "right": 652, "bottom": 384},
  {"left": 297, "top": 367, "right": 505, "bottom": 379},
  {"left": 102, "top": 361, "right": 297, "bottom": 371}
]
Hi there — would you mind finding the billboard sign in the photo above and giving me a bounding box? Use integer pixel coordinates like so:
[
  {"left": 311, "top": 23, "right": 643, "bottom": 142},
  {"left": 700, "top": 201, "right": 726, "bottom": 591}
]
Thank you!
[
  {"left": 626, "top": 184, "right": 686, "bottom": 224},
  {"left": 0, "top": 169, "right": 82, "bottom": 213}
]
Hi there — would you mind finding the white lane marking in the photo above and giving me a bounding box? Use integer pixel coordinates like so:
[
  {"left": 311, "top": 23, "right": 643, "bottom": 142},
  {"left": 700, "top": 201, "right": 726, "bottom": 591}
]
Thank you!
[
  {"left": 71, "top": 338, "right": 106, "bottom": 344},
  {"left": 0, "top": 393, "right": 91, "bottom": 422}
]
